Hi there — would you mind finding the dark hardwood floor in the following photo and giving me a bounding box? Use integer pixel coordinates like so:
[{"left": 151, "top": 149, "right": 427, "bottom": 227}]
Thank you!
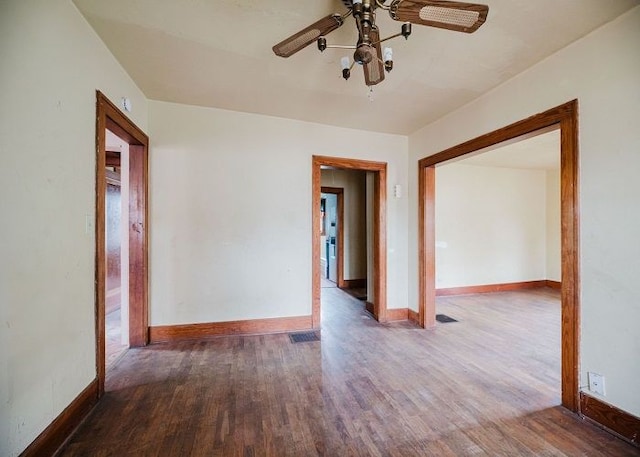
[{"left": 60, "top": 288, "right": 639, "bottom": 456}]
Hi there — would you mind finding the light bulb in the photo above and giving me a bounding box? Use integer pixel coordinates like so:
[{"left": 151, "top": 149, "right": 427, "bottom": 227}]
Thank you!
[
  {"left": 341, "top": 56, "right": 350, "bottom": 70},
  {"left": 383, "top": 47, "right": 393, "bottom": 62}
]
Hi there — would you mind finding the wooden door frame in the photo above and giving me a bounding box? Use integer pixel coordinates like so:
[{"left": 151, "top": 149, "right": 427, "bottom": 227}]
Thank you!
[
  {"left": 313, "top": 156, "right": 387, "bottom": 326},
  {"left": 417, "top": 100, "right": 580, "bottom": 412},
  {"left": 95, "top": 91, "right": 149, "bottom": 396},
  {"left": 320, "top": 187, "right": 345, "bottom": 288}
]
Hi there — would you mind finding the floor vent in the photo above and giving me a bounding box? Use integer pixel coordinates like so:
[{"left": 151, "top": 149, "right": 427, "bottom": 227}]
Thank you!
[
  {"left": 436, "top": 314, "right": 458, "bottom": 323},
  {"left": 289, "top": 332, "right": 320, "bottom": 343}
]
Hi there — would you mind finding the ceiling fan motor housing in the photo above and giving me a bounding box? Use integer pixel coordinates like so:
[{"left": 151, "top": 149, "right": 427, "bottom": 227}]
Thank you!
[{"left": 354, "top": 44, "right": 375, "bottom": 65}]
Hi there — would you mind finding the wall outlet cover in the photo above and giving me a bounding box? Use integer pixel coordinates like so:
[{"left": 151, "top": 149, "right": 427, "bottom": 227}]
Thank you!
[{"left": 587, "top": 372, "right": 605, "bottom": 396}]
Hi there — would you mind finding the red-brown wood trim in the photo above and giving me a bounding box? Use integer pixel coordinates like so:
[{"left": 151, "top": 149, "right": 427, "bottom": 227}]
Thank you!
[
  {"left": 96, "top": 91, "right": 149, "bottom": 396},
  {"left": 321, "top": 187, "right": 345, "bottom": 289},
  {"left": 313, "top": 156, "right": 387, "bottom": 327},
  {"left": 375, "top": 165, "right": 388, "bottom": 322},
  {"left": 95, "top": 98, "right": 107, "bottom": 396},
  {"left": 436, "top": 280, "right": 548, "bottom": 296},
  {"left": 340, "top": 279, "right": 367, "bottom": 289},
  {"left": 418, "top": 166, "right": 436, "bottom": 328},
  {"left": 408, "top": 308, "right": 420, "bottom": 325},
  {"left": 560, "top": 105, "right": 580, "bottom": 412},
  {"left": 386, "top": 308, "right": 409, "bottom": 321},
  {"left": 580, "top": 392, "right": 640, "bottom": 447},
  {"left": 314, "top": 155, "right": 390, "bottom": 171},
  {"left": 418, "top": 101, "right": 576, "bottom": 168},
  {"left": 365, "top": 301, "right": 375, "bottom": 316},
  {"left": 128, "top": 144, "right": 148, "bottom": 347},
  {"left": 149, "top": 316, "right": 313, "bottom": 343},
  {"left": 546, "top": 280, "right": 562, "bottom": 290},
  {"left": 19, "top": 379, "right": 98, "bottom": 457},
  {"left": 417, "top": 100, "right": 580, "bottom": 412}
]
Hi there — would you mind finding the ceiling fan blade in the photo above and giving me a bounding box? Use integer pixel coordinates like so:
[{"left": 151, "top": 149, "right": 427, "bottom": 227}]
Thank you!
[
  {"left": 273, "top": 14, "right": 344, "bottom": 58},
  {"left": 363, "top": 27, "right": 385, "bottom": 86},
  {"left": 390, "top": 0, "right": 488, "bottom": 33}
]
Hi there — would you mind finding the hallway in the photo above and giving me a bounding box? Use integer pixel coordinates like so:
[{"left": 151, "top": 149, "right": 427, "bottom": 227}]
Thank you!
[{"left": 60, "top": 288, "right": 637, "bottom": 456}]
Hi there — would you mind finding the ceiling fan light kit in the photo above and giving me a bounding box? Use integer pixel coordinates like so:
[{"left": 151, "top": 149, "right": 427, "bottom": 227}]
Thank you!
[{"left": 272, "top": 0, "right": 489, "bottom": 87}]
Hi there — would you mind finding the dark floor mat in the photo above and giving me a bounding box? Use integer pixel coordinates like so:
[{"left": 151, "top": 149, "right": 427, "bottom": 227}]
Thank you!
[
  {"left": 289, "top": 332, "right": 320, "bottom": 343},
  {"left": 436, "top": 314, "right": 458, "bottom": 323}
]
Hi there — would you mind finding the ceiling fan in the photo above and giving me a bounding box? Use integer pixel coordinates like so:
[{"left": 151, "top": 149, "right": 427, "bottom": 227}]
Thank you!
[{"left": 272, "top": 0, "right": 489, "bottom": 86}]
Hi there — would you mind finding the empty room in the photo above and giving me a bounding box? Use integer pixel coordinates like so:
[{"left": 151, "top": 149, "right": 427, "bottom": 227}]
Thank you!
[{"left": 1, "top": 1, "right": 639, "bottom": 456}]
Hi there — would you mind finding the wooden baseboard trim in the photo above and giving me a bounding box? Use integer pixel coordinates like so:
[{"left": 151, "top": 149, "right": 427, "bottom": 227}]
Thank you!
[
  {"left": 436, "top": 280, "right": 548, "bottom": 296},
  {"left": 545, "top": 280, "right": 562, "bottom": 290},
  {"left": 580, "top": 392, "right": 640, "bottom": 447},
  {"left": 386, "top": 308, "right": 408, "bottom": 321},
  {"left": 20, "top": 379, "right": 98, "bottom": 457},
  {"left": 340, "top": 278, "right": 367, "bottom": 289},
  {"left": 408, "top": 309, "right": 419, "bottom": 325},
  {"left": 365, "top": 301, "right": 374, "bottom": 315},
  {"left": 149, "top": 315, "right": 313, "bottom": 343}
]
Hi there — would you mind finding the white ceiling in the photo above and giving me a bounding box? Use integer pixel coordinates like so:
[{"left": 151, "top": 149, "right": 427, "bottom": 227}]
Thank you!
[{"left": 73, "top": 0, "right": 638, "bottom": 135}]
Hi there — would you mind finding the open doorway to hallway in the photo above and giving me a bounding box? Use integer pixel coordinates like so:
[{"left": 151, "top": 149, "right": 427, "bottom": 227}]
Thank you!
[
  {"left": 95, "top": 91, "right": 149, "bottom": 396},
  {"left": 312, "top": 156, "right": 387, "bottom": 327},
  {"left": 320, "top": 170, "right": 369, "bottom": 314},
  {"left": 104, "top": 129, "right": 130, "bottom": 369}
]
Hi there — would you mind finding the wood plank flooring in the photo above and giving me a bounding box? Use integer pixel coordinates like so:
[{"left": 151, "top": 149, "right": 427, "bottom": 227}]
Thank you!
[{"left": 59, "top": 288, "right": 639, "bottom": 456}]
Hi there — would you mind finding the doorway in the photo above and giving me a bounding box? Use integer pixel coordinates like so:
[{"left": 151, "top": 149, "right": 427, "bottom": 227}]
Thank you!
[
  {"left": 417, "top": 100, "right": 579, "bottom": 411},
  {"left": 104, "top": 133, "right": 129, "bottom": 368},
  {"left": 95, "top": 91, "right": 149, "bottom": 396},
  {"left": 312, "top": 156, "right": 387, "bottom": 327},
  {"left": 320, "top": 188, "right": 343, "bottom": 286}
]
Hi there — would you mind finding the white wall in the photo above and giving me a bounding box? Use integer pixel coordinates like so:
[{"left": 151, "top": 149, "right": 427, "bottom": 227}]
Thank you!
[
  {"left": 435, "top": 164, "right": 547, "bottom": 288},
  {"left": 546, "top": 170, "right": 561, "bottom": 282},
  {"left": 409, "top": 7, "right": 640, "bottom": 417},
  {"left": 0, "top": 1, "right": 148, "bottom": 455},
  {"left": 148, "top": 100, "right": 409, "bottom": 325},
  {"left": 321, "top": 169, "right": 367, "bottom": 281}
]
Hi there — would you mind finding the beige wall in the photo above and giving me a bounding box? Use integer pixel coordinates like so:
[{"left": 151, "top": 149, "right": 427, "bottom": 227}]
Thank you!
[
  {"left": 435, "top": 164, "right": 547, "bottom": 288},
  {"left": 0, "top": 1, "right": 148, "bottom": 455},
  {"left": 148, "top": 100, "right": 409, "bottom": 326},
  {"left": 545, "top": 170, "right": 561, "bottom": 282},
  {"left": 321, "top": 169, "right": 367, "bottom": 281},
  {"left": 409, "top": 7, "right": 640, "bottom": 417},
  {"left": 435, "top": 164, "right": 561, "bottom": 288}
]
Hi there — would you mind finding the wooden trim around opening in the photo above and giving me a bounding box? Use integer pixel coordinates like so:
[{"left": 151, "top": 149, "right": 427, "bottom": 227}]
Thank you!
[
  {"left": 436, "top": 280, "right": 548, "bottom": 296},
  {"left": 313, "top": 156, "right": 387, "bottom": 327},
  {"left": 96, "top": 91, "right": 149, "bottom": 397},
  {"left": 580, "top": 392, "right": 640, "bottom": 447},
  {"left": 149, "top": 316, "right": 313, "bottom": 343},
  {"left": 19, "top": 379, "right": 98, "bottom": 457},
  {"left": 418, "top": 100, "right": 580, "bottom": 413}
]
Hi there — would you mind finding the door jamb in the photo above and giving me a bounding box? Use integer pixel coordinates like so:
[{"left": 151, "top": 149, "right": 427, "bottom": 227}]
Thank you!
[
  {"left": 320, "top": 187, "right": 345, "bottom": 287},
  {"left": 313, "top": 156, "right": 387, "bottom": 326},
  {"left": 417, "top": 100, "right": 580, "bottom": 412},
  {"left": 95, "top": 91, "right": 149, "bottom": 396}
]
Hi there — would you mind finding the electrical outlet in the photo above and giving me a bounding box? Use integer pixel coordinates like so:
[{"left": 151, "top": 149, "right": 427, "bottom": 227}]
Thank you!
[{"left": 588, "top": 372, "right": 606, "bottom": 396}]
